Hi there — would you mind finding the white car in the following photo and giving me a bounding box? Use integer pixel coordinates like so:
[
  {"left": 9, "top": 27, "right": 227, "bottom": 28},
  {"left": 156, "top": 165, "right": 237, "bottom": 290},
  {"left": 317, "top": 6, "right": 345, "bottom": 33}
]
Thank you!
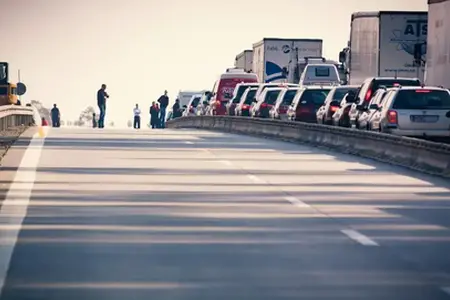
[{"left": 182, "top": 94, "right": 202, "bottom": 117}]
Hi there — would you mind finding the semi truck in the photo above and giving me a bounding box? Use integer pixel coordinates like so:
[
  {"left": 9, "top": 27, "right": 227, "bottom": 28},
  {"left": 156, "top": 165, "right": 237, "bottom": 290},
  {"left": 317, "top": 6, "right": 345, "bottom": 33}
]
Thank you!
[
  {"left": 234, "top": 50, "right": 253, "bottom": 72},
  {"left": 425, "top": 0, "right": 450, "bottom": 88},
  {"left": 252, "top": 38, "right": 323, "bottom": 83},
  {"left": 340, "top": 11, "right": 428, "bottom": 85},
  {"left": 284, "top": 47, "right": 347, "bottom": 84}
]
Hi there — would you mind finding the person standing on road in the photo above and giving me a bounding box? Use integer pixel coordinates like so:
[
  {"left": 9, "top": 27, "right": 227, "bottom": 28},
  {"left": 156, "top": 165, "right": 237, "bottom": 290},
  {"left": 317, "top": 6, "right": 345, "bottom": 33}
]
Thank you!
[
  {"left": 97, "top": 84, "right": 109, "bottom": 128},
  {"left": 150, "top": 101, "right": 159, "bottom": 129},
  {"left": 92, "top": 113, "right": 97, "bottom": 128},
  {"left": 172, "top": 98, "right": 182, "bottom": 119},
  {"left": 157, "top": 90, "right": 169, "bottom": 128},
  {"left": 51, "top": 104, "right": 60, "bottom": 127},
  {"left": 133, "top": 104, "right": 141, "bottom": 129}
]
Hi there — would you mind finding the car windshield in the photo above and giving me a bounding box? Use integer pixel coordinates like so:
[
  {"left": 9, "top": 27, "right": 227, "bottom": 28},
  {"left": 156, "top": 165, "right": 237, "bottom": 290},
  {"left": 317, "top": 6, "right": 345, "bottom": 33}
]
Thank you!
[
  {"left": 264, "top": 90, "right": 281, "bottom": 104},
  {"left": 244, "top": 90, "right": 257, "bottom": 105},
  {"left": 392, "top": 89, "right": 450, "bottom": 110},
  {"left": 333, "top": 87, "right": 357, "bottom": 101},
  {"left": 233, "top": 86, "right": 254, "bottom": 103},
  {"left": 282, "top": 90, "right": 298, "bottom": 105},
  {"left": 300, "top": 89, "right": 331, "bottom": 106}
]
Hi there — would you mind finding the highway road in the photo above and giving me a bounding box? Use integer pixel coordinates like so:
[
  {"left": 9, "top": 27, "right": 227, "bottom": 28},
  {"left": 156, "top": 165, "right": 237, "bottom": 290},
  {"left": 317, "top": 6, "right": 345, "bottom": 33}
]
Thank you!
[{"left": 0, "top": 127, "right": 450, "bottom": 299}]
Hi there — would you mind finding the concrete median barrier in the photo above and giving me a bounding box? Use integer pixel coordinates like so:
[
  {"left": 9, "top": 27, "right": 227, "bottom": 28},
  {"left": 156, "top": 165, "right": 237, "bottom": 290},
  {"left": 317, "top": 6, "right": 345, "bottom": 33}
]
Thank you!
[{"left": 167, "top": 116, "right": 450, "bottom": 178}]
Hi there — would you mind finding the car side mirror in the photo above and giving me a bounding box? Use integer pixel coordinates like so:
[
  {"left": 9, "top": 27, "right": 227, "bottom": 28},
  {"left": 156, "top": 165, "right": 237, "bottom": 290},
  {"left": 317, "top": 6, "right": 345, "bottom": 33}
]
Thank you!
[
  {"left": 369, "top": 104, "right": 378, "bottom": 110},
  {"left": 356, "top": 104, "right": 364, "bottom": 111},
  {"left": 202, "top": 101, "right": 208, "bottom": 105},
  {"left": 253, "top": 98, "right": 257, "bottom": 103},
  {"left": 182, "top": 105, "right": 187, "bottom": 109}
]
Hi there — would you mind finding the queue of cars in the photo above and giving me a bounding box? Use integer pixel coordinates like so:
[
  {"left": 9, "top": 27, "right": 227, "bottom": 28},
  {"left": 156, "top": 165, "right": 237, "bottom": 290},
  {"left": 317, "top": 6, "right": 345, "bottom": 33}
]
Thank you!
[{"left": 181, "top": 67, "right": 450, "bottom": 140}]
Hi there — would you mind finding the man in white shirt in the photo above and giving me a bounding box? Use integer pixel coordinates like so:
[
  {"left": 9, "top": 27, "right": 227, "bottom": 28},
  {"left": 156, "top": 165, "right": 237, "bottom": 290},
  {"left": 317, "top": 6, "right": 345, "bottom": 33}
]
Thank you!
[{"left": 133, "top": 104, "right": 141, "bottom": 129}]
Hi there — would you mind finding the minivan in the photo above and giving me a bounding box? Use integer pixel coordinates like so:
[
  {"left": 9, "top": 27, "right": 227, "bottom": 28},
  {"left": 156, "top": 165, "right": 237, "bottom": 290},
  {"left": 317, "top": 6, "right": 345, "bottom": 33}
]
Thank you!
[{"left": 209, "top": 69, "right": 258, "bottom": 115}]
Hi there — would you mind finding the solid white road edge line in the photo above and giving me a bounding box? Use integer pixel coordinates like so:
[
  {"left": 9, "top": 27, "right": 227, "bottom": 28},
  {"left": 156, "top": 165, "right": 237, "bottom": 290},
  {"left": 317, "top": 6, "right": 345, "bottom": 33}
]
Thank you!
[
  {"left": 0, "top": 130, "right": 46, "bottom": 295},
  {"left": 184, "top": 141, "right": 194, "bottom": 144},
  {"left": 284, "top": 196, "right": 311, "bottom": 208},
  {"left": 341, "top": 229, "right": 379, "bottom": 246}
]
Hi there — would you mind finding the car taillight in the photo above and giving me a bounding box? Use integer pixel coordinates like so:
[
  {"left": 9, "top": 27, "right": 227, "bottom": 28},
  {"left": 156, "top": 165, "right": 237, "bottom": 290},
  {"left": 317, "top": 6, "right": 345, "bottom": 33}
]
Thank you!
[
  {"left": 189, "top": 106, "right": 194, "bottom": 113},
  {"left": 387, "top": 110, "right": 398, "bottom": 124},
  {"left": 279, "top": 105, "right": 288, "bottom": 113},
  {"left": 364, "top": 89, "right": 372, "bottom": 102},
  {"left": 215, "top": 101, "right": 221, "bottom": 107},
  {"left": 330, "top": 105, "right": 339, "bottom": 112},
  {"left": 299, "top": 107, "right": 310, "bottom": 113},
  {"left": 242, "top": 104, "right": 249, "bottom": 109},
  {"left": 261, "top": 103, "right": 268, "bottom": 108}
]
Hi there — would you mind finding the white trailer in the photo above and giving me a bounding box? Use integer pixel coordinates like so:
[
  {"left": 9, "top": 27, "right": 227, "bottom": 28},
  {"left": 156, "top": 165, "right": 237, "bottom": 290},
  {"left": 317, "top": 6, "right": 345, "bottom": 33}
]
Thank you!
[
  {"left": 252, "top": 38, "right": 323, "bottom": 83},
  {"left": 343, "top": 11, "right": 428, "bottom": 85},
  {"left": 425, "top": 0, "right": 450, "bottom": 88},
  {"left": 234, "top": 50, "right": 253, "bottom": 72},
  {"left": 176, "top": 90, "right": 205, "bottom": 108}
]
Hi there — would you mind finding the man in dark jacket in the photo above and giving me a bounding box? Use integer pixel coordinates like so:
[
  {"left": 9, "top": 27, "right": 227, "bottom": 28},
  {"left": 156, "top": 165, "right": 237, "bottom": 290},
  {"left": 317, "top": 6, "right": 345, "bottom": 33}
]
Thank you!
[
  {"left": 157, "top": 90, "right": 169, "bottom": 128},
  {"left": 97, "top": 84, "right": 109, "bottom": 128},
  {"left": 51, "top": 104, "right": 60, "bottom": 127},
  {"left": 172, "top": 99, "right": 182, "bottom": 118}
]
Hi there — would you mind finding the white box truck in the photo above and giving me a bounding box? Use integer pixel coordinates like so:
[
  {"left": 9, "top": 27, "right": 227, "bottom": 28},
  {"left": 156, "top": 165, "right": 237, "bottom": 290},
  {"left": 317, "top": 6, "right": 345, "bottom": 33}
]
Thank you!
[
  {"left": 425, "top": 0, "right": 450, "bottom": 88},
  {"left": 342, "top": 11, "right": 428, "bottom": 85},
  {"left": 234, "top": 50, "right": 253, "bottom": 72},
  {"left": 252, "top": 38, "right": 323, "bottom": 83}
]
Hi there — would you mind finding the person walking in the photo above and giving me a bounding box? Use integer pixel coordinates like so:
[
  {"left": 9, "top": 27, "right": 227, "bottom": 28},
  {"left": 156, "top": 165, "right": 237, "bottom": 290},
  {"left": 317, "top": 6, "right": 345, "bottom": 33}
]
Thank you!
[
  {"left": 133, "top": 104, "right": 141, "bottom": 129},
  {"left": 150, "top": 101, "right": 159, "bottom": 129},
  {"left": 50, "top": 104, "right": 60, "bottom": 127},
  {"left": 157, "top": 90, "right": 169, "bottom": 128},
  {"left": 97, "top": 84, "right": 109, "bottom": 128}
]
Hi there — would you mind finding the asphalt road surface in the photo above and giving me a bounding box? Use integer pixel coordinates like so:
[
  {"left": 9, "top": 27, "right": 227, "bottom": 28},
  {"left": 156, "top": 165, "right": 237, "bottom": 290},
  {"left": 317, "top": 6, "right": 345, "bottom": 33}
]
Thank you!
[{"left": 0, "top": 127, "right": 450, "bottom": 300}]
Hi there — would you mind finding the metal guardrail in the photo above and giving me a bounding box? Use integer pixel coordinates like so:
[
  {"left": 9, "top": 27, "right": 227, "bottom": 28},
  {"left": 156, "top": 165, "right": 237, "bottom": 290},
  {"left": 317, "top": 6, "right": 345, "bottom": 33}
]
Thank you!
[
  {"left": 0, "top": 105, "right": 35, "bottom": 131},
  {"left": 167, "top": 116, "right": 450, "bottom": 177}
]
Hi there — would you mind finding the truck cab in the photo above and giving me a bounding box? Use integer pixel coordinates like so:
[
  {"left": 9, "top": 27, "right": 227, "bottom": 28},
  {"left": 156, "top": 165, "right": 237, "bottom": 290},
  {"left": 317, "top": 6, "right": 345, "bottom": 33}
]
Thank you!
[{"left": 0, "top": 62, "right": 20, "bottom": 105}]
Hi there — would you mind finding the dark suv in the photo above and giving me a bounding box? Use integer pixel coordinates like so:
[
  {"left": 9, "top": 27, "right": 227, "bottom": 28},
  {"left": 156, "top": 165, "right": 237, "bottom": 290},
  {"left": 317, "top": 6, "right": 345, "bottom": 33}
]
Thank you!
[{"left": 348, "top": 77, "right": 421, "bottom": 128}]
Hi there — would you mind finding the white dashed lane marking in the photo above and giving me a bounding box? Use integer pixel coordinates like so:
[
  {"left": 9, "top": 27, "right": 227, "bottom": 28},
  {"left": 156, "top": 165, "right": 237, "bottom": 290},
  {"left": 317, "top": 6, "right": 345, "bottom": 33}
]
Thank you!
[
  {"left": 341, "top": 229, "right": 379, "bottom": 246},
  {"left": 284, "top": 196, "right": 311, "bottom": 208},
  {"left": 246, "top": 174, "right": 265, "bottom": 184}
]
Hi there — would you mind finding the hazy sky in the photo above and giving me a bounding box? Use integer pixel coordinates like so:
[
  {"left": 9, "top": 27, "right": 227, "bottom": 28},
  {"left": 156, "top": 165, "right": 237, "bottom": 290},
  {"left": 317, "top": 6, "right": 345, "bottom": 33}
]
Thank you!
[{"left": 1, "top": 0, "right": 427, "bottom": 126}]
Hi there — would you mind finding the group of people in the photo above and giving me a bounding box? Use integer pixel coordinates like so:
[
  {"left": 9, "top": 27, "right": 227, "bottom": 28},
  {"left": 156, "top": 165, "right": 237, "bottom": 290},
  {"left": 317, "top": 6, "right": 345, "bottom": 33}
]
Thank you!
[
  {"left": 132, "top": 90, "right": 170, "bottom": 129},
  {"left": 42, "top": 85, "right": 174, "bottom": 129}
]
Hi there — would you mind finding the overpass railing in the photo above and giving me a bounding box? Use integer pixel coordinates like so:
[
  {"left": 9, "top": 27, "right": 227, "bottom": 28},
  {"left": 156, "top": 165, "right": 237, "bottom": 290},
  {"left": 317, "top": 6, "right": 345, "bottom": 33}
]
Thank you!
[
  {"left": 167, "top": 116, "right": 450, "bottom": 178},
  {"left": 0, "top": 105, "right": 35, "bottom": 131}
]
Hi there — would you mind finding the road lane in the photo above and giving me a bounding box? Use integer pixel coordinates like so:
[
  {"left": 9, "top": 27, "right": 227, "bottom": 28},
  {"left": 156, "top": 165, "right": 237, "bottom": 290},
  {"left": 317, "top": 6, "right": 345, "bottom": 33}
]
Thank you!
[{"left": 0, "top": 127, "right": 449, "bottom": 299}]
